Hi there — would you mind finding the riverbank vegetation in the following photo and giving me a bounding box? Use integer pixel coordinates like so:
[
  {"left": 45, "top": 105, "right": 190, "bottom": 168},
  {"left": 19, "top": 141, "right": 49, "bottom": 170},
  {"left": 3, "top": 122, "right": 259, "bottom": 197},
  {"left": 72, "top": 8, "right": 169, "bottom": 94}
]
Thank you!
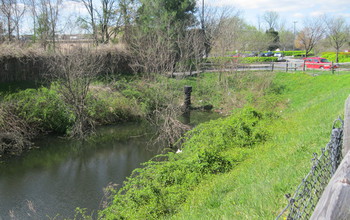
[
  {"left": 95, "top": 71, "right": 350, "bottom": 219},
  {"left": 0, "top": 70, "right": 275, "bottom": 156}
]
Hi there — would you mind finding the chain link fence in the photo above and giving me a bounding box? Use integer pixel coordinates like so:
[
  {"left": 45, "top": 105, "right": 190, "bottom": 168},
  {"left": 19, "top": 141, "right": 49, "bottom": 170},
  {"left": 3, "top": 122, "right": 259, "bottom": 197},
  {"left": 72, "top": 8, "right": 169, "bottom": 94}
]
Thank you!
[{"left": 276, "top": 117, "right": 344, "bottom": 220}]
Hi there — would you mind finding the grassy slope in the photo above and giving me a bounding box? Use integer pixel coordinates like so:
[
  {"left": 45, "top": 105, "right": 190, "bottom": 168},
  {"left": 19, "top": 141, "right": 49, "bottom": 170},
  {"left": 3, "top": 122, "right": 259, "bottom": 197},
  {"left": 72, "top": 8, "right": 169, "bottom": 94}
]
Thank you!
[{"left": 170, "top": 72, "right": 350, "bottom": 219}]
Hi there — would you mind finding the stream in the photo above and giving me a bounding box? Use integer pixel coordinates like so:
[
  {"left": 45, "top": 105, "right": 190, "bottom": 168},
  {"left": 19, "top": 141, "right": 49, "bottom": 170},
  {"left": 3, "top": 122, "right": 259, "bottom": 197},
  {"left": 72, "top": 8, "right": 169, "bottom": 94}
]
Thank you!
[{"left": 0, "top": 111, "right": 220, "bottom": 219}]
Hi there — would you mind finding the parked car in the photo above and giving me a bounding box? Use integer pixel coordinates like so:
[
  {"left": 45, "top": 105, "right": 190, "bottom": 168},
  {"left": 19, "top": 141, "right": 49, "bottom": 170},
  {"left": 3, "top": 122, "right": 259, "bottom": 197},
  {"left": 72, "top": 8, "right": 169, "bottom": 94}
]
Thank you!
[
  {"left": 260, "top": 51, "right": 274, "bottom": 57},
  {"left": 247, "top": 52, "right": 258, "bottom": 57},
  {"left": 265, "top": 52, "right": 274, "bottom": 57},
  {"left": 274, "top": 52, "right": 283, "bottom": 57},
  {"left": 303, "top": 57, "right": 339, "bottom": 69}
]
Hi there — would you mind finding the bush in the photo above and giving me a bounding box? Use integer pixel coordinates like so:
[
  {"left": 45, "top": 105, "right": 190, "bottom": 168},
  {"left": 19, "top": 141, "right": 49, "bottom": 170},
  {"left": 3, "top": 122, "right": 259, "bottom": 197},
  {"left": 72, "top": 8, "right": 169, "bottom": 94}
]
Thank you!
[
  {"left": 87, "top": 88, "right": 142, "bottom": 124},
  {"left": 4, "top": 87, "right": 74, "bottom": 134},
  {"left": 206, "top": 56, "right": 278, "bottom": 64},
  {"left": 240, "top": 57, "right": 278, "bottom": 63},
  {"left": 321, "top": 52, "right": 350, "bottom": 62},
  {"left": 99, "top": 107, "right": 271, "bottom": 219},
  {"left": 281, "top": 51, "right": 313, "bottom": 57}
]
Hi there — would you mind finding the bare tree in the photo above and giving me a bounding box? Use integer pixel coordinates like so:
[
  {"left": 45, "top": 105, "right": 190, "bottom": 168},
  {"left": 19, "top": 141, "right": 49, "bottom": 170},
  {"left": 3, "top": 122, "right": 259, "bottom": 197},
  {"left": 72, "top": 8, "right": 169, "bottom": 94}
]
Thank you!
[
  {"left": 75, "top": 0, "right": 123, "bottom": 44},
  {"left": 174, "top": 26, "right": 206, "bottom": 73},
  {"left": 0, "top": 22, "right": 4, "bottom": 41},
  {"left": 74, "top": 0, "right": 98, "bottom": 44},
  {"left": 27, "top": 0, "right": 37, "bottom": 42},
  {"left": 262, "top": 11, "right": 279, "bottom": 31},
  {"left": 47, "top": 0, "right": 61, "bottom": 50},
  {"left": 12, "top": 0, "right": 25, "bottom": 40},
  {"left": 278, "top": 27, "right": 294, "bottom": 51},
  {"left": 36, "top": 0, "right": 62, "bottom": 50},
  {"left": 0, "top": 0, "right": 15, "bottom": 41},
  {"left": 200, "top": 6, "right": 239, "bottom": 57},
  {"left": 149, "top": 104, "right": 190, "bottom": 150},
  {"left": 213, "top": 15, "right": 245, "bottom": 55},
  {"left": 296, "top": 17, "right": 324, "bottom": 57},
  {"left": 324, "top": 15, "right": 350, "bottom": 63},
  {"left": 0, "top": 0, "right": 25, "bottom": 41},
  {"left": 48, "top": 50, "right": 104, "bottom": 138},
  {"left": 98, "top": 0, "right": 122, "bottom": 43},
  {"left": 118, "top": 0, "right": 135, "bottom": 41},
  {"left": 127, "top": 27, "right": 177, "bottom": 75}
]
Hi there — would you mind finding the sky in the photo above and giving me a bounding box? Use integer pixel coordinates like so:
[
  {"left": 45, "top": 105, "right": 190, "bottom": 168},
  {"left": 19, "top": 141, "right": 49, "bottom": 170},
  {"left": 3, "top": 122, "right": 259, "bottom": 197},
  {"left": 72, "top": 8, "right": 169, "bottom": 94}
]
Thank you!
[
  {"left": 203, "top": 0, "right": 350, "bottom": 31},
  {"left": 18, "top": 0, "right": 350, "bottom": 35}
]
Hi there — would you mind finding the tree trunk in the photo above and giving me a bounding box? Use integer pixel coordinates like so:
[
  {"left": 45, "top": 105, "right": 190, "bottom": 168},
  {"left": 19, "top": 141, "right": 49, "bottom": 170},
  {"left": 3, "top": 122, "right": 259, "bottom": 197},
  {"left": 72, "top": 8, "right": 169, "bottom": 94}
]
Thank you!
[{"left": 336, "top": 49, "right": 339, "bottom": 63}]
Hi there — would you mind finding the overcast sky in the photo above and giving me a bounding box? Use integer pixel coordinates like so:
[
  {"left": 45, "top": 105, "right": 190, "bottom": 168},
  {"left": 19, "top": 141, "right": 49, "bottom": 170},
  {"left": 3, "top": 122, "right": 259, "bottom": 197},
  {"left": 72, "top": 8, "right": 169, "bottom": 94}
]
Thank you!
[{"left": 203, "top": 0, "right": 350, "bottom": 30}]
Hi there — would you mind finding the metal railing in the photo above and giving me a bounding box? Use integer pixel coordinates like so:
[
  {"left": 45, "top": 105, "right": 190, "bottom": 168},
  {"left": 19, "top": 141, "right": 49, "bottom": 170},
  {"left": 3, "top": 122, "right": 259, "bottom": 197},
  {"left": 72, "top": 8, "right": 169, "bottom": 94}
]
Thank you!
[{"left": 276, "top": 117, "right": 344, "bottom": 220}]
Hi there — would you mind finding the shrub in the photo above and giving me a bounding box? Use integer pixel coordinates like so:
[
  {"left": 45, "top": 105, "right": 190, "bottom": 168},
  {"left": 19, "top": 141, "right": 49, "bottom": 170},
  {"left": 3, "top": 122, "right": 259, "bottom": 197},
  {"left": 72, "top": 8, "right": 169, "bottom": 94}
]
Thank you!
[
  {"left": 281, "top": 51, "right": 313, "bottom": 57},
  {"left": 206, "top": 56, "right": 278, "bottom": 64},
  {"left": 87, "top": 88, "right": 142, "bottom": 124},
  {"left": 99, "top": 107, "right": 271, "bottom": 219},
  {"left": 240, "top": 57, "right": 278, "bottom": 63},
  {"left": 4, "top": 87, "right": 74, "bottom": 134},
  {"left": 321, "top": 52, "right": 350, "bottom": 62}
]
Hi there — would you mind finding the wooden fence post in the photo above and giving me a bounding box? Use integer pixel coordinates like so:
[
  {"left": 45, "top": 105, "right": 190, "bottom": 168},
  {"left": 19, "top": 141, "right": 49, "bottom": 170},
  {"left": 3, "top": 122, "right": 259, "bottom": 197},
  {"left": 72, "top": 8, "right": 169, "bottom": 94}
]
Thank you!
[
  {"left": 311, "top": 96, "right": 350, "bottom": 219},
  {"left": 303, "top": 60, "right": 306, "bottom": 71},
  {"left": 271, "top": 62, "right": 274, "bottom": 72},
  {"left": 343, "top": 96, "right": 350, "bottom": 156},
  {"left": 310, "top": 151, "right": 350, "bottom": 220},
  {"left": 286, "top": 62, "right": 288, "bottom": 72}
]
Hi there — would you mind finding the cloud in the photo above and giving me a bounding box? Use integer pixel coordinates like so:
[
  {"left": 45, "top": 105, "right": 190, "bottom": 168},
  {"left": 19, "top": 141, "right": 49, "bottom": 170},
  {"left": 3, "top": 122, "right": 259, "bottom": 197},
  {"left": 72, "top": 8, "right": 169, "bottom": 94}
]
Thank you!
[
  {"left": 204, "top": 0, "right": 349, "bottom": 16},
  {"left": 62, "top": 1, "right": 88, "bottom": 17},
  {"left": 203, "top": 0, "right": 350, "bottom": 27}
]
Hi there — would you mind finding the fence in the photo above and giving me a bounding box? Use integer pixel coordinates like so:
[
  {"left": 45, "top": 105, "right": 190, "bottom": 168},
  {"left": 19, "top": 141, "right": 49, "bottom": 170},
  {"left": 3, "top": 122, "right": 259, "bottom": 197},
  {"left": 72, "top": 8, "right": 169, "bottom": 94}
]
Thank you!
[
  {"left": 0, "top": 52, "right": 133, "bottom": 83},
  {"left": 276, "top": 117, "right": 344, "bottom": 219},
  {"left": 199, "top": 60, "right": 339, "bottom": 74}
]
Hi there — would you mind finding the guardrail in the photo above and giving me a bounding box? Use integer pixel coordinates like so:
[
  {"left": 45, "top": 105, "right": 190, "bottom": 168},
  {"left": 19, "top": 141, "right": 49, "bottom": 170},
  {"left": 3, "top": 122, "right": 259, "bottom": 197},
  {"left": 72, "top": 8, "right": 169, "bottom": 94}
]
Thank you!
[{"left": 200, "top": 61, "right": 338, "bottom": 73}]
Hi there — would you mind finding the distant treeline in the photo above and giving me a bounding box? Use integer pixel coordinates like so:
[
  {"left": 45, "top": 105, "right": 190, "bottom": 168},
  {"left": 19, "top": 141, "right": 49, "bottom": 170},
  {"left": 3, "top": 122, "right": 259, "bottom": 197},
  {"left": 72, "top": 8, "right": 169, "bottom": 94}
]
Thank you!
[{"left": 0, "top": 52, "right": 133, "bottom": 83}]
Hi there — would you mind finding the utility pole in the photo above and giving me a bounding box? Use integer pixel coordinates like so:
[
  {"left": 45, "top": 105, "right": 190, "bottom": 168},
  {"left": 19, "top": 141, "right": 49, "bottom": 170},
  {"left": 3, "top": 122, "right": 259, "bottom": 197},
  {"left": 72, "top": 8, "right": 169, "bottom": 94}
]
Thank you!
[
  {"left": 293, "top": 21, "right": 297, "bottom": 55},
  {"left": 201, "top": 0, "right": 204, "bottom": 30},
  {"left": 201, "top": 0, "right": 207, "bottom": 58}
]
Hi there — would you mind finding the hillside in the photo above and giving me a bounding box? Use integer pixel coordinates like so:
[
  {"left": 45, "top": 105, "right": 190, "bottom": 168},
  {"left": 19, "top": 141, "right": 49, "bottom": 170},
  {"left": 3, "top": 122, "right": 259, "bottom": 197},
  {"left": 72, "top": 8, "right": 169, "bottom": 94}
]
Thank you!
[
  {"left": 171, "top": 72, "right": 350, "bottom": 219},
  {"left": 99, "top": 71, "right": 350, "bottom": 219}
]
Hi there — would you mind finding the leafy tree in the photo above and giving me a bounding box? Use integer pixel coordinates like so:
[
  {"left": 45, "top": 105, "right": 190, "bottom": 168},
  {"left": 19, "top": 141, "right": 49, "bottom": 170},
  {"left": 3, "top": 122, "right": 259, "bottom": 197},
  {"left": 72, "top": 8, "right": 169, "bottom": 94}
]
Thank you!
[
  {"left": 278, "top": 28, "right": 294, "bottom": 51},
  {"left": 243, "top": 25, "right": 274, "bottom": 53},
  {"left": 126, "top": 0, "right": 198, "bottom": 74},
  {"left": 266, "top": 28, "right": 279, "bottom": 51},
  {"left": 136, "top": 0, "right": 196, "bottom": 30}
]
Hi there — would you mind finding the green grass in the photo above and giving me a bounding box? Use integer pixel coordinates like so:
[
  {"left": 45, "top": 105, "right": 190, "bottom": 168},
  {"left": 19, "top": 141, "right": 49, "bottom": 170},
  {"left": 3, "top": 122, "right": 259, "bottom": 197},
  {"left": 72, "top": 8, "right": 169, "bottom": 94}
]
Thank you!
[
  {"left": 170, "top": 72, "right": 350, "bottom": 219},
  {"left": 100, "top": 71, "right": 350, "bottom": 220},
  {"left": 322, "top": 52, "right": 350, "bottom": 63}
]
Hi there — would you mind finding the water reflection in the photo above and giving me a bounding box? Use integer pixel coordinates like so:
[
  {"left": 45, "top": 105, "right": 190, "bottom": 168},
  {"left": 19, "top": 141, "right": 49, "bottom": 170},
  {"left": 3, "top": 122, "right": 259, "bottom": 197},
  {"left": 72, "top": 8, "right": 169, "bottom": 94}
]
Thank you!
[
  {"left": 0, "top": 122, "right": 157, "bottom": 219},
  {"left": 0, "top": 112, "right": 220, "bottom": 219}
]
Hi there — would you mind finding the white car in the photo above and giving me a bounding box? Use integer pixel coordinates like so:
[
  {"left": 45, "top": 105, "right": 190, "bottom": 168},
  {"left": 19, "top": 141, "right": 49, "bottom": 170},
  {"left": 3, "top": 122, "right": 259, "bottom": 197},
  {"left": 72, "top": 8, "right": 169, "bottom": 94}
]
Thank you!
[{"left": 274, "top": 52, "right": 283, "bottom": 57}]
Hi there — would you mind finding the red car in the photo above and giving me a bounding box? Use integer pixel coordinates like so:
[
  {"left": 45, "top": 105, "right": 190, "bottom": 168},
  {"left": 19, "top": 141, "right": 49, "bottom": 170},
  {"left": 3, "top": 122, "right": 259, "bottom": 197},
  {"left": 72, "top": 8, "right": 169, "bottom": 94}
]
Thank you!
[{"left": 303, "top": 57, "right": 339, "bottom": 69}]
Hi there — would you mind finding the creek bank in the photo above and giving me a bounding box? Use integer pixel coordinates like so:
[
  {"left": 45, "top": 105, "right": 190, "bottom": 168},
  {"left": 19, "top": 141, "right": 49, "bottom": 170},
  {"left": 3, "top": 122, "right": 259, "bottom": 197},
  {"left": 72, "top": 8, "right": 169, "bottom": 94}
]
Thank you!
[
  {"left": 1, "top": 70, "right": 278, "bottom": 157},
  {"left": 0, "top": 110, "right": 221, "bottom": 219}
]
